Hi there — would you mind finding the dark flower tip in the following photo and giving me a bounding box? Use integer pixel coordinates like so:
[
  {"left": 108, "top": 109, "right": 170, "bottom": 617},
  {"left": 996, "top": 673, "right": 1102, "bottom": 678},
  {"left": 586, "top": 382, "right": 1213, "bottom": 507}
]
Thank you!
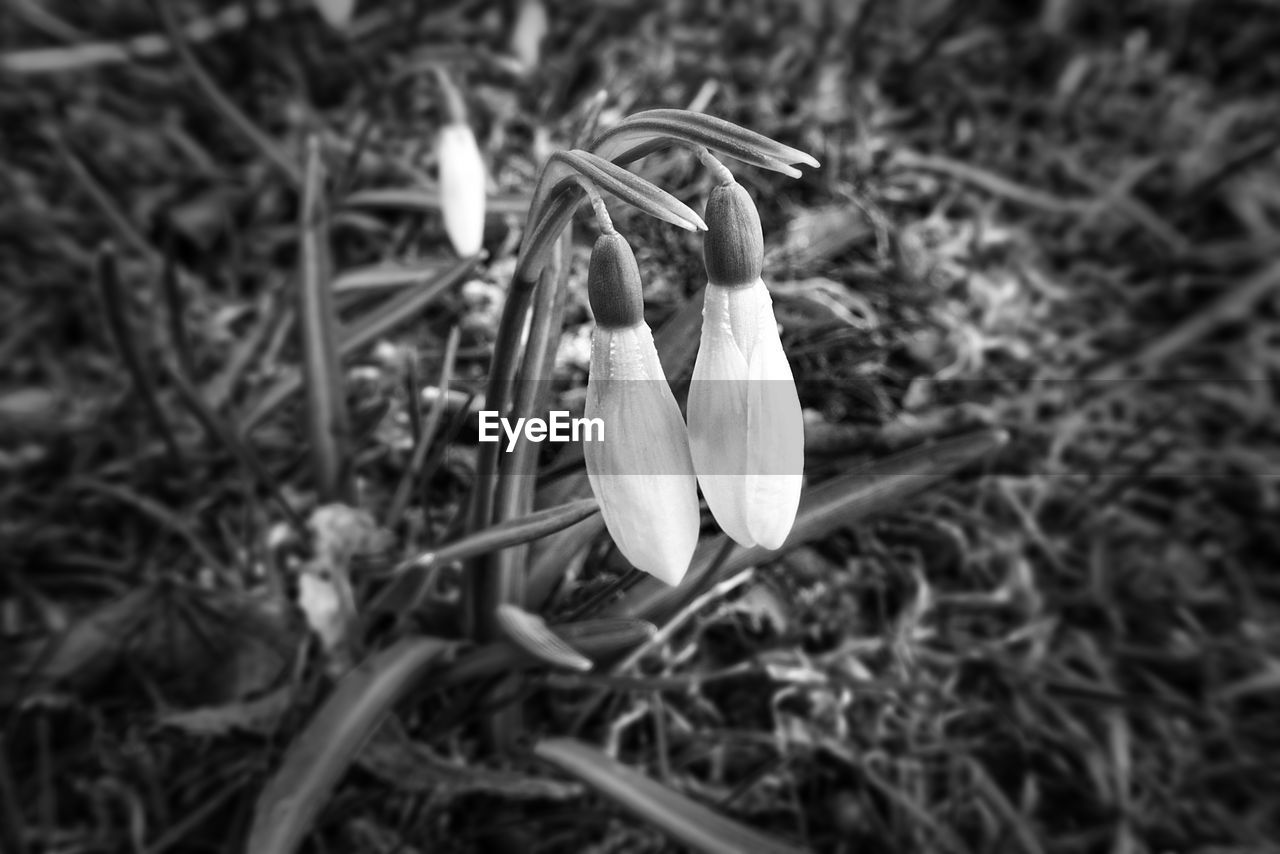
[
  {"left": 703, "top": 181, "right": 763, "bottom": 287},
  {"left": 588, "top": 233, "right": 644, "bottom": 328}
]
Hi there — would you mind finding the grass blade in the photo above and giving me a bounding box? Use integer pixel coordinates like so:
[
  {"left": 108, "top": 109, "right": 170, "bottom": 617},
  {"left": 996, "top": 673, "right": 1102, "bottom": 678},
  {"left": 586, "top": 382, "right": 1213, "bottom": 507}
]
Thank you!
[
  {"left": 157, "top": 232, "right": 197, "bottom": 380},
  {"left": 402, "top": 498, "right": 600, "bottom": 574},
  {"left": 496, "top": 605, "right": 593, "bottom": 672},
  {"left": 94, "top": 243, "right": 184, "bottom": 466},
  {"left": 239, "top": 254, "right": 479, "bottom": 432},
  {"left": 384, "top": 325, "right": 460, "bottom": 530},
  {"left": 552, "top": 618, "right": 657, "bottom": 664},
  {"left": 154, "top": 0, "right": 301, "bottom": 187},
  {"left": 610, "top": 429, "right": 1010, "bottom": 624},
  {"left": 298, "top": 137, "right": 352, "bottom": 502},
  {"left": 343, "top": 187, "right": 531, "bottom": 218},
  {"left": 590, "top": 109, "right": 820, "bottom": 178},
  {"left": 246, "top": 637, "right": 458, "bottom": 854},
  {"left": 332, "top": 261, "right": 453, "bottom": 294},
  {"left": 366, "top": 498, "right": 600, "bottom": 625},
  {"left": 162, "top": 361, "right": 310, "bottom": 541},
  {"left": 515, "top": 150, "right": 706, "bottom": 283},
  {"left": 528, "top": 150, "right": 706, "bottom": 234},
  {"left": 534, "top": 738, "right": 806, "bottom": 854},
  {"left": 50, "top": 130, "right": 154, "bottom": 264},
  {"left": 75, "top": 480, "right": 226, "bottom": 577}
]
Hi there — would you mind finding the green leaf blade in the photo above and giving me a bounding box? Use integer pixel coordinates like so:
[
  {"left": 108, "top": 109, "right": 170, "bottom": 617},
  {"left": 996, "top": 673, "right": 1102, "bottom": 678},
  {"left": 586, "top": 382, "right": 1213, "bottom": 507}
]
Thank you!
[
  {"left": 246, "top": 637, "right": 458, "bottom": 854},
  {"left": 590, "top": 109, "right": 820, "bottom": 177},
  {"left": 534, "top": 737, "right": 807, "bottom": 854},
  {"left": 298, "top": 138, "right": 351, "bottom": 502}
]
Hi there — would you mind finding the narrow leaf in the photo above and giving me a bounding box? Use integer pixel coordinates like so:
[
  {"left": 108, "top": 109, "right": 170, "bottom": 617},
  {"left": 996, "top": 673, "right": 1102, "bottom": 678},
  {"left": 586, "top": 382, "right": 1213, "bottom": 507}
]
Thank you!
[
  {"left": 239, "top": 255, "right": 478, "bottom": 432},
  {"left": 526, "top": 512, "right": 606, "bottom": 609},
  {"left": 156, "top": 0, "right": 301, "bottom": 187},
  {"left": 343, "top": 187, "right": 530, "bottom": 217},
  {"left": 162, "top": 361, "right": 311, "bottom": 541},
  {"left": 590, "top": 110, "right": 820, "bottom": 178},
  {"left": 94, "top": 243, "right": 183, "bottom": 465},
  {"left": 496, "top": 605, "right": 593, "bottom": 672},
  {"left": 384, "top": 325, "right": 460, "bottom": 531},
  {"left": 158, "top": 232, "right": 196, "bottom": 379},
  {"left": 553, "top": 618, "right": 657, "bottom": 662},
  {"left": 358, "top": 730, "right": 581, "bottom": 800},
  {"left": 516, "top": 150, "right": 706, "bottom": 283},
  {"left": 403, "top": 498, "right": 599, "bottom": 573},
  {"left": 529, "top": 150, "right": 707, "bottom": 234},
  {"left": 298, "top": 137, "right": 351, "bottom": 502},
  {"left": 332, "top": 262, "right": 453, "bottom": 294},
  {"left": 367, "top": 498, "right": 600, "bottom": 621},
  {"left": 534, "top": 738, "right": 806, "bottom": 854},
  {"left": 246, "top": 637, "right": 458, "bottom": 854}
]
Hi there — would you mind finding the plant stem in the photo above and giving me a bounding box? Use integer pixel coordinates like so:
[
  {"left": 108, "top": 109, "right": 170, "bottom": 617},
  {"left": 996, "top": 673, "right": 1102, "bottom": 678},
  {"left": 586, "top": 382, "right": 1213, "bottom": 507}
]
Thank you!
[
  {"left": 480, "top": 227, "right": 572, "bottom": 749},
  {"left": 697, "top": 146, "right": 736, "bottom": 185},
  {"left": 464, "top": 276, "right": 536, "bottom": 638}
]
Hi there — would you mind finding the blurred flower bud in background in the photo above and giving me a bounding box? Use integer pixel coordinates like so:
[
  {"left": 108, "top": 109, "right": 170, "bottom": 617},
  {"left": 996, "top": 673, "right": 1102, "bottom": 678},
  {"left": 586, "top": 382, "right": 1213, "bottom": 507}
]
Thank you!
[
  {"left": 312, "top": 0, "right": 356, "bottom": 30},
  {"left": 509, "top": 0, "right": 549, "bottom": 72},
  {"left": 437, "top": 122, "right": 487, "bottom": 257}
]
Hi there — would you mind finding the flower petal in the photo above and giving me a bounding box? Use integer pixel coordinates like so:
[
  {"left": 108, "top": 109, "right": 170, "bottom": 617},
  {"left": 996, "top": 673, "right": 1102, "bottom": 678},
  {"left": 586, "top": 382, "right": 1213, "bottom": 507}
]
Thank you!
[
  {"left": 688, "top": 283, "right": 755, "bottom": 547},
  {"left": 585, "top": 324, "right": 700, "bottom": 585},
  {"left": 744, "top": 284, "right": 803, "bottom": 548}
]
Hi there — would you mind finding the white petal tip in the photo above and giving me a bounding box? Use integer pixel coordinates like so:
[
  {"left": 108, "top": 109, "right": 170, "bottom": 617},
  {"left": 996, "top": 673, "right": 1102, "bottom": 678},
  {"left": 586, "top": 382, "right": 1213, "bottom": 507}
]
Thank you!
[
  {"left": 642, "top": 562, "right": 689, "bottom": 587},
  {"left": 750, "top": 529, "right": 790, "bottom": 551}
]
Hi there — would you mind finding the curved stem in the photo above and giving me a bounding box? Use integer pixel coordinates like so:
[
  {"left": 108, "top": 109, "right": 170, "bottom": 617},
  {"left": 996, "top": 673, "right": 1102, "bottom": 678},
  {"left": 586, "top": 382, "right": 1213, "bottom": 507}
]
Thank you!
[
  {"left": 432, "top": 65, "right": 468, "bottom": 124},
  {"left": 697, "top": 146, "right": 736, "bottom": 186},
  {"left": 583, "top": 182, "right": 615, "bottom": 234}
]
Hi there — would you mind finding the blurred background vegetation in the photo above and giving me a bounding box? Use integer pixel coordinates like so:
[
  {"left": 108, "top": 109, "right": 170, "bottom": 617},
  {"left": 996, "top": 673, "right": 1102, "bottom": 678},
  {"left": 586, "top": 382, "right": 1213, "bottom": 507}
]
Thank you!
[{"left": 1, "top": 0, "right": 1278, "bottom": 851}]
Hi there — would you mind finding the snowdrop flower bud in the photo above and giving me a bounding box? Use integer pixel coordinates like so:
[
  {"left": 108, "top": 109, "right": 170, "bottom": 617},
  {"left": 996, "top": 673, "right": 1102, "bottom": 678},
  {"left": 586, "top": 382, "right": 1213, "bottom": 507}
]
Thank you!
[
  {"left": 509, "top": 0, "right": 549, "bottom": 72},
  {"left": 585, "top": 233, "right": 700, "bottom": 585},
  {"left": 312, "top": 0, "right": 356, "bottom": 30},
  {"left": 437, "top": 122, "right": 487, "bottom": 257},
  {"left": 688, "top": 180, "right": 804, "bottom": 550}
]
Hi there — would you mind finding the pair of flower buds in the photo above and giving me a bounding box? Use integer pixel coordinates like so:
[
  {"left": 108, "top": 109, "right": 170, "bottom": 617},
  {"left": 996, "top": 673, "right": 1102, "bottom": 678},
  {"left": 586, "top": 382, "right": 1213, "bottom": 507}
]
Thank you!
[{"left": 584, "top": 178, "right": 804, "bottom": 586}]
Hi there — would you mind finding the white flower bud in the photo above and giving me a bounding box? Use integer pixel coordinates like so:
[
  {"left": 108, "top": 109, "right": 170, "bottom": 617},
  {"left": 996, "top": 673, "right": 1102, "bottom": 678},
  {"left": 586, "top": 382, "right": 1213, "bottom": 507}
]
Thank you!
[
  {"left": 509, "top": 0, "right": 549, "bottom": 71},
  {"left": 585, "top": 235, "right": 700, "bottom": 585},
  {"left": 312, "top": 0, "right": 356, "bottom": 30},
  {"left": 437, "top": 123, "right": 487, "bottom": 257},
  {"left": 688, "top": 182, "right": 803, "bottom": 549}
]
